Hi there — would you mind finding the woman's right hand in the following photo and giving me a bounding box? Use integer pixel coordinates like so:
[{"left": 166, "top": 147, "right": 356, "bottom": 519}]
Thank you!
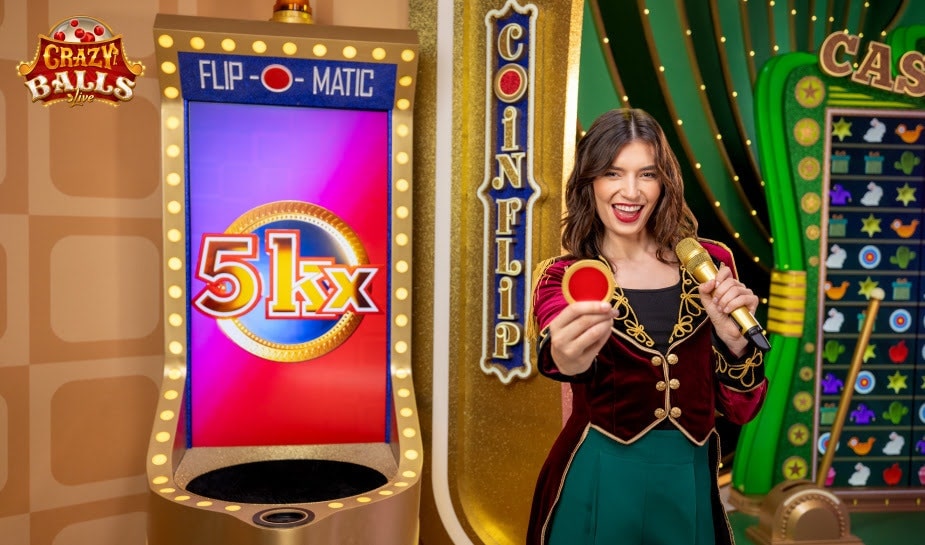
[{"left": 548, "top": 300, "right": 616, "bottom": 375}]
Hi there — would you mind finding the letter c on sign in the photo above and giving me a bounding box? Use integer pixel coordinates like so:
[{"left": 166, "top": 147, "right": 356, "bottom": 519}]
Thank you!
[
  {"left": 819, "top": 32, "right": 859, "bottom": 78},
  {"left": 498, "top": 23, "right": 524, "bottom": 61}
]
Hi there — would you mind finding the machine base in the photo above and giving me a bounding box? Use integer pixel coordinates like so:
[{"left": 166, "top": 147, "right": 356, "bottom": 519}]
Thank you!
[{"left": 746, "top": 479, "right": 864, "bottom": 545}]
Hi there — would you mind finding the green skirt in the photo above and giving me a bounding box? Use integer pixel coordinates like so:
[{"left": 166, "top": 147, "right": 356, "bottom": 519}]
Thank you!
[{"left": 547, "top": 428, "right": 715, "bottom": 545}]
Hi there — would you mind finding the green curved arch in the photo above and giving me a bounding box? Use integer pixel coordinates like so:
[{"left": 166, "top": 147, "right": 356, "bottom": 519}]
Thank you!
[{"left": 731, "top": 51, "right": 818, "bottom": 495}]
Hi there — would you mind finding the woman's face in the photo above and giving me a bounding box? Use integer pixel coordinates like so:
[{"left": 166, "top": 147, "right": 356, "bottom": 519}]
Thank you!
[{"left": 592, "top": 140, "right": 662, "bottom": 243}]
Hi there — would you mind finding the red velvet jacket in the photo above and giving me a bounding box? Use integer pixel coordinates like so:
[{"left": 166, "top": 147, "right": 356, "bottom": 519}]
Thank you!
[{"left": 527, "top": 240, "right": 767, "bottom": 545}]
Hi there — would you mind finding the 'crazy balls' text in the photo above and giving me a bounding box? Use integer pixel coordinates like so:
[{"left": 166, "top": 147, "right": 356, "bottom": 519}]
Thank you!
[
  {"left": 18, "top": 17, "right": 144, "bottom": 107},
  {"left": 24, "top": 41, "right": 137, "bottom": 103}
]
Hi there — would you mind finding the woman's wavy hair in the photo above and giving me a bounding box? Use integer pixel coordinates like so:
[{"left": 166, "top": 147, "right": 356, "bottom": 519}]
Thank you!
[{"left": 561, "top": 108, "right": 698, "bottom": 263}]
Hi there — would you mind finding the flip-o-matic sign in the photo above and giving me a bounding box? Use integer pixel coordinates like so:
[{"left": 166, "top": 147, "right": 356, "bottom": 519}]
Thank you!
[
  {"left": 177, "top": 51, "right": 396, "bottom": 108},
  {"left": 479, "top": 1, "right": 539, "bottom": 384}
]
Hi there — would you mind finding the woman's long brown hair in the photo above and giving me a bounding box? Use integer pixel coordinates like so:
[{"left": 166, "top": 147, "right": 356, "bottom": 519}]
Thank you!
[{"left": 561, "top": 108, "right": 698, "bottom": 263}]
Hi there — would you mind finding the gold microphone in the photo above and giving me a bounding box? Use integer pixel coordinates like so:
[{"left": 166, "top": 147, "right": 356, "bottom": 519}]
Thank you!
[{"left": 675, "top": 238, "right": 771, "bottom": 352}]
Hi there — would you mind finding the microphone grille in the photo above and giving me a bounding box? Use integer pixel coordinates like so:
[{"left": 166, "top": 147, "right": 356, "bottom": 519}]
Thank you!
[{"left": 675, "top": 237, "right": 708, "bottom": 268}]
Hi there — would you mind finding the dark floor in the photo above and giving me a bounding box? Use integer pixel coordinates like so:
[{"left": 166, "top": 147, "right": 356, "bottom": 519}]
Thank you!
[{"left": 729, "top": 510, "right": 925, "bottom": 544}]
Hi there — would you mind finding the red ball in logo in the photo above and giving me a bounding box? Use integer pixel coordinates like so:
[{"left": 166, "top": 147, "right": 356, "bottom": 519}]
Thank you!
[
  {"left": 261, "top": 64, "right": 293, "bottom": 93},
  {"left": 493, "top": 63, "right": 527, "bottom": 103}
]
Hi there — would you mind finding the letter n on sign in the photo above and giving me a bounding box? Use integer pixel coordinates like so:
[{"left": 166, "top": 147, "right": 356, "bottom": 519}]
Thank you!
[{"left": 477, "top": 1, "right": 539, "bottom": 384}]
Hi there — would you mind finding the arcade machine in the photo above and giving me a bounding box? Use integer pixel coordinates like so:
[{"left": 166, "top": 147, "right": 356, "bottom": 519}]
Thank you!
[
  {"left": 729, "top": 24, "right": 925, "bottom": 542},
  {"left": 145, "top": 3, "right": 423, "bottom": 543}
]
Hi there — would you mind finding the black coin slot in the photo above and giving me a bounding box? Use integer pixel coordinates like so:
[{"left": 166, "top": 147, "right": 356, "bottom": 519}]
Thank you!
[{"left": 253, "top": 507, "right": 314, "bottom": 528}]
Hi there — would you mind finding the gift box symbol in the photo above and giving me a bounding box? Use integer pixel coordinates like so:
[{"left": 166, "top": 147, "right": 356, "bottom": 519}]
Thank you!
[
  {"left": 832, "top": 151, "right": 851, "bottom": 174},
  {"left": 865, "top": 152, "right": 883, "bottom": 174},
  {"left": 829, "top": 215, "right": 847, "bottom": 237},
  {"left": 893, "top": 278, "right": 911, "bottom": 300}
]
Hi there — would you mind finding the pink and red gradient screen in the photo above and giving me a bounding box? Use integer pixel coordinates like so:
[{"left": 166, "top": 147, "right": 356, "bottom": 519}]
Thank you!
[{"left": 186, "top": 101, "right": 390, "bottom": 447}]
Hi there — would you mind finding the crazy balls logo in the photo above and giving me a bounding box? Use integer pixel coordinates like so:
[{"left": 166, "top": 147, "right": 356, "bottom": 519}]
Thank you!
[
  {"left": 17, "top": 16, "right": 144, "bottom": 107},
  {"left": 193, "top": 201, "right": 381, "bottom": 363}
]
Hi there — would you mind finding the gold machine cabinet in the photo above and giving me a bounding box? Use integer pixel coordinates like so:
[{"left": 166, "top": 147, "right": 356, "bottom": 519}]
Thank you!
[{"left": 148, "top": 13, "right": 422, "bottom": 544}]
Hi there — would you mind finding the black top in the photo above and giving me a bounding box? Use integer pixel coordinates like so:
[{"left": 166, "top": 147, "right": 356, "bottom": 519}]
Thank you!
[
  {"left": 621, "top": 281, "right": 683, "bottom": 354},
  {"left": 623, "top": 281, "right": 687, "bottom": 431}
]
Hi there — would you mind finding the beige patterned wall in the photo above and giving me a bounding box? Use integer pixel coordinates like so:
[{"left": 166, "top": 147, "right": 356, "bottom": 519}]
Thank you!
[{"left": 0, "top": 1, "right": 409, "bottom": 543}]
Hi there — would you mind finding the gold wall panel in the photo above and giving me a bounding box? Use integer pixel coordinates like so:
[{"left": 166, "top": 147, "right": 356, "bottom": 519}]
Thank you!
[{"left": 410, "top": 1, "right": 584, "bottom": 543}]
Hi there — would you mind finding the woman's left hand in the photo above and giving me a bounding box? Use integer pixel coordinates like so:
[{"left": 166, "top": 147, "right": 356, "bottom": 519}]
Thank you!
[{"left": 697, "top": 263, "right": 759, "bottom": 357}]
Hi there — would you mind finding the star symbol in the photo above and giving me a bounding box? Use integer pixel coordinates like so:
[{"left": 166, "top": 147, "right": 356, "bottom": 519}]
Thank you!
[
  {"left": 887, "top": 371, "right": 908, "bottom": 394},
  {"left": 788, "top": 424, "right": 809, "bottom": 446},
  {"left": 795, "top": 119, "right": 820, "bottom": 145},
  {"left": 858, "top": 277, "right": 879, "bottom": 299},
  {"left": 794, "top": 392, "right": 813, "bottom": 412},
  {"left": 798, "top": 157, "right": 821, "bottom": 180},
  {"left": 863, "top": 343, "right": 876, "bottom": 362},
  {"left": 861, "top": 214, "right": 881, "bottom": 237},
  {"left": 833, "top": 117, "right": 853, "bottom": 141},
  {"left": 896, "top": 183, "right": 917, "bottom": 206},
  {"left": 785, "top": 458, "right": 808, "bottom": 479},
  {"left": 795, "top": 76, "right": 825, "bottom": 108},
  {"left": 802, "top": 81, "right": 819, "bottom": 101}
]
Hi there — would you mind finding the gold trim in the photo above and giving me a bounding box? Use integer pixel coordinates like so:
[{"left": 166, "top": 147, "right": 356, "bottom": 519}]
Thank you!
[
  {"left": 674, "top": 1, "right": 772, "bottom": 242},
  {"left": 217, "top": 200, "right": 367, "bottom": 363},
  {"left": 714, "top": 345, "right": 764, "bottom": 390},
  {"left": 493, "top": 63, "right": 528, "bottom": 103},
  {"left": 589, "top": 0, "right": 631, "bottom": 106},
  {"left": 767, "top": 308, "right": 805, "bottom": 322},
  {"left": 708, "top": 0, "right": 765, "bottom": 183},
  {"left": 738, "top": 0, "right": 757, "bottom": 86},
  {"left": 768, "top": 269, "right": 806, "bottom": 337},
  {"left": 771, "top": 285, "right": 809, "bottom": 297},
  {"left": 767, "top": 322, "right": 803, "bottom": 335},
  {"left": 540, "top": 425, "right": 593, "bottom": 545},
  {"left": 148, "top": 14, "right": 422, "bottom": 544},
  {"left": 768, "top": 297, "right": 807, "bottom": 310},
  {"left": 635, "top": 3, "right": 769, "bottom": 266},
  {"left": 561, "top": 258, "right": 615, "bottom": 303},
  {"left": 883, "top": 1, "right": 912, "bottom": 37}
]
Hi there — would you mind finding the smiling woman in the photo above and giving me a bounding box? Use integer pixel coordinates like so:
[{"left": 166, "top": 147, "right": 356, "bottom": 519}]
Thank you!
[
  {"left": 592, "top": 140, "right": 661, "bottom": 240},
  {"left": 527, "top": 108, "right": 768, "bottom": 545}
]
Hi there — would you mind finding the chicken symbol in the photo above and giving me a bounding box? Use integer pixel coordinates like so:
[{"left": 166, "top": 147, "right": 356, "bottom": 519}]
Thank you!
[
  {"left": 848, "top": 436, "right": 876, "bottom": 456},
  {"left": 895, "top": 123, "right": 924, "bottom": 144},
  {"left": 825, "top": 280, "right": 850, "bottom": 300},
  {"left": 890, "top": 218, "right": 919, "bottom": 239}
]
